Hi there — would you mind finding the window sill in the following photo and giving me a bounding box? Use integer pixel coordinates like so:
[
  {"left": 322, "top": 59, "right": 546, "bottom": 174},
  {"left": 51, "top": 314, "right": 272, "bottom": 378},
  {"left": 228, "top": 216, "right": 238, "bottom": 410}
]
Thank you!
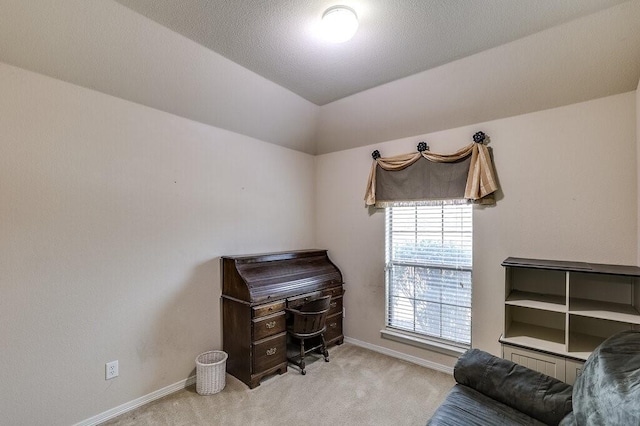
[{"left": 380, "top": 328, "right": 468, "bottom": 357}]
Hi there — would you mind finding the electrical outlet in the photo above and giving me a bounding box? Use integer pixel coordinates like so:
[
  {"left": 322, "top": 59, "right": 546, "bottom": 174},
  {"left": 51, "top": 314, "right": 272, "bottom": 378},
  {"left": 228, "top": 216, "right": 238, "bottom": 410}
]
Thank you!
[{"left": 105, "top": 360, "right": 119, "bottom": 380}]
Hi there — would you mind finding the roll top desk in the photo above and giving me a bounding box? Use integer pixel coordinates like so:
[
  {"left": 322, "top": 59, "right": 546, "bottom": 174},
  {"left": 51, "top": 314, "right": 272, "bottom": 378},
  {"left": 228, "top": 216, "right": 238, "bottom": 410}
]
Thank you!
[{"left": 222, "top": 249, "right": 344, "bottom": 388}]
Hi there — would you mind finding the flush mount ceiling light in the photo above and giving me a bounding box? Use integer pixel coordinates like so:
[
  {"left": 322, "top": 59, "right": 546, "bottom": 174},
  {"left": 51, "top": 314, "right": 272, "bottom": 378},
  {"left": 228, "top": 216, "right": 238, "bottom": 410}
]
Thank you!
[{"left": 320, "top": 6, "right": 358, "bottom": 43}]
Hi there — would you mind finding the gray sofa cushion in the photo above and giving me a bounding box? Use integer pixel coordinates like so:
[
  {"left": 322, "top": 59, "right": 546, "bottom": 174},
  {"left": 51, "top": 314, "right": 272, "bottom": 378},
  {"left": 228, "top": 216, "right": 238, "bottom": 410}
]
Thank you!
[
  {"left": 572, "top": 330, "right": 640, "bottom": 425},
  {"left": 453, "top": 349, "right": 573, "bottom": 425},
  {"left": 428, "top": 384, "right": 546, "bottom": 426}
]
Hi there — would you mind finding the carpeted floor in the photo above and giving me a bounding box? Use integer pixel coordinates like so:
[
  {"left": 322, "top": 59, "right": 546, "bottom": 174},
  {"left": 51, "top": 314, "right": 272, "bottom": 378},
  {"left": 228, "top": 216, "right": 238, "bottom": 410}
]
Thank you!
[{"left": 102, "top": 343, "right": 455, "bottom": 425}]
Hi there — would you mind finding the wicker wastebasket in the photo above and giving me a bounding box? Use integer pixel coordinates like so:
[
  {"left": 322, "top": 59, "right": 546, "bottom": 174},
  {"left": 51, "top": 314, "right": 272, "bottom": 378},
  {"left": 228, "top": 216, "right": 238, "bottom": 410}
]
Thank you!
[{"left": 195, "top": 350, "right": 228, "bottom": 395}]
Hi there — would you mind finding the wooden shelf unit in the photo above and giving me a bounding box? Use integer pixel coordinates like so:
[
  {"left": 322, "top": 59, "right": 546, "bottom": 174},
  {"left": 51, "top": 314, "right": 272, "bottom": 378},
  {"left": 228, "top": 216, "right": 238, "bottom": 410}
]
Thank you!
[{"left": 500, "top": 257, "right": 640, "bottom": 384}]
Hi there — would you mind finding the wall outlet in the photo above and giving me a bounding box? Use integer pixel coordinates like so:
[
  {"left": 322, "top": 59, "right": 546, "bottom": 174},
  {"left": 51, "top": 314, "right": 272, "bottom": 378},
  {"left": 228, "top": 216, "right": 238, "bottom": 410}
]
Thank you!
[{"left": 105, "top": 360, "right": 119, "bottom": 380}]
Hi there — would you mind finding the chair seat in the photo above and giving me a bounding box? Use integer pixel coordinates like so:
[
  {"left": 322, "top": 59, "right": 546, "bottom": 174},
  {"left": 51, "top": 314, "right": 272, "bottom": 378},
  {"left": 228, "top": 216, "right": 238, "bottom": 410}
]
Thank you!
[{"left": 287, "top": 325, "right": 326, "bottom": 339}]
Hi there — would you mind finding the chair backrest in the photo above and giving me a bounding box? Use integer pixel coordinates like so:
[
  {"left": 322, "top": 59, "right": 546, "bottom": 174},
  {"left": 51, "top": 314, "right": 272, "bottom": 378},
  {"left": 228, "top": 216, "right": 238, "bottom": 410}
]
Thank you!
[{"left": 289, "top": 296, "right": 331, "bottom": 336}]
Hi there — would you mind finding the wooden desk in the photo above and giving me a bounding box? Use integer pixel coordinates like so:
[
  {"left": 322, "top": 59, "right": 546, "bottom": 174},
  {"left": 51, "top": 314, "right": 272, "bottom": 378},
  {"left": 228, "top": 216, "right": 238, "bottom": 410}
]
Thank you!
[{"left": 222, "top": 250, "right": 344, "bottom": 388}]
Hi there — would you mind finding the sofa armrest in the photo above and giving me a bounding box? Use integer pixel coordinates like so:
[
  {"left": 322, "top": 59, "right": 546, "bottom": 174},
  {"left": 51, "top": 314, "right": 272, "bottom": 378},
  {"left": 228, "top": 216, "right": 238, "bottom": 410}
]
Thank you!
[{"left": 454, "top": 349, "right": 573, "bottom": 426}]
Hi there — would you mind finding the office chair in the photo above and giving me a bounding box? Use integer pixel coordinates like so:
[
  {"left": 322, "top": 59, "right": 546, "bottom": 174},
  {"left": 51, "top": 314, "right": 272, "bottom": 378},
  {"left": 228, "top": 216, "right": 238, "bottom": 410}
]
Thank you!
[{"left": 285, "top": 295, "right": 331, "bottom": 375}]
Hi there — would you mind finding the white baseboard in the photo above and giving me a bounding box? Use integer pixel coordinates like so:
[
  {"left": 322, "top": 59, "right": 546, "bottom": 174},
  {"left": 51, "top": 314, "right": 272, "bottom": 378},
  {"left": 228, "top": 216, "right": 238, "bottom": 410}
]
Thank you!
[
  {"left": 74, "top": 375, "right": 196, "bottom": 426},
  {"left": 344, "top": 336, "right": 454, "bottom": 375}
]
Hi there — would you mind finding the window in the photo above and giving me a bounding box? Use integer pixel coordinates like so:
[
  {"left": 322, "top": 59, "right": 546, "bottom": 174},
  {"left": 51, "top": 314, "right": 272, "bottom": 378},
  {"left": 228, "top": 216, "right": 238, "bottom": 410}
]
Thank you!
[{"left": 385, "top": 201, "right": 472, "bottom": 348}]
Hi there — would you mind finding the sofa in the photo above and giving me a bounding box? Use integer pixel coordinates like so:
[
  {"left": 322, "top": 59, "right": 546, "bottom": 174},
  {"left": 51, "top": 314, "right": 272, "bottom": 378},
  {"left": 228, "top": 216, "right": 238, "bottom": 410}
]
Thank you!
[{"left": 428, "top": 330, "right": 640, "bottom": 425}]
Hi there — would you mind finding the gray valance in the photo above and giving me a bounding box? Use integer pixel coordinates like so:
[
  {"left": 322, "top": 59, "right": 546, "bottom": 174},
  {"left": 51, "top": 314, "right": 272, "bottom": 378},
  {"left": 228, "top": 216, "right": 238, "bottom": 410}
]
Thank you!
[{"left": 364, "top": 133, "right": 499, "bottom": 207}]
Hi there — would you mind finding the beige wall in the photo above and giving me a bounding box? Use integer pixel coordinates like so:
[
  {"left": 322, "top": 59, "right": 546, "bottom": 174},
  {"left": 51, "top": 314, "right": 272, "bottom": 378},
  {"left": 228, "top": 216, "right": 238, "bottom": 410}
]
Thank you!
[
  {"left": 2, "top": 54, "right": 638, "bottom": 424},
  {"left": 638, "top": 78, "right": 640, "bottom": 266},
  {"left": 0, "top": 62, "right": 316, "bottom": 425},
  {"left": 316, "top": 91, "right": 638, "bottom": 368}
]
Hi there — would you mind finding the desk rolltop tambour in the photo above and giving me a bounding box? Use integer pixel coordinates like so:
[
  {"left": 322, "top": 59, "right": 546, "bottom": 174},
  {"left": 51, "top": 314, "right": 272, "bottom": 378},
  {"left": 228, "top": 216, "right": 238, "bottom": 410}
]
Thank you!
[{"left": 221, "top": 249, "right": 344, "bottom": 388}]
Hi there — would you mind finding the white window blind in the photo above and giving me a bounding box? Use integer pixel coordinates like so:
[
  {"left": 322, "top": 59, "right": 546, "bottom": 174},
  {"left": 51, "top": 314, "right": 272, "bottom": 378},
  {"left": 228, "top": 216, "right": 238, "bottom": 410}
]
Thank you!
[{"left": 385, "top": 202, "right": 472, "bottom": 346}]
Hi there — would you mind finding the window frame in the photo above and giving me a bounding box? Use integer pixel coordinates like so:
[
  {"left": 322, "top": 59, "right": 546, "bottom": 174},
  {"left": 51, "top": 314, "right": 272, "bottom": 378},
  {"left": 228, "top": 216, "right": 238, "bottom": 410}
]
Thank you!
[{"left": 382, "top": 201, "right": 473, "bottom": 353}]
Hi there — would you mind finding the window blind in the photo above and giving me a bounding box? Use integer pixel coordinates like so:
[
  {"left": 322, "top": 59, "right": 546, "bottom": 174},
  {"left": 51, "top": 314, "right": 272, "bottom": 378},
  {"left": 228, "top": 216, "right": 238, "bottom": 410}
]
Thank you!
[{"left": 385, "top": 202, "right": 472, "bottom": 346}]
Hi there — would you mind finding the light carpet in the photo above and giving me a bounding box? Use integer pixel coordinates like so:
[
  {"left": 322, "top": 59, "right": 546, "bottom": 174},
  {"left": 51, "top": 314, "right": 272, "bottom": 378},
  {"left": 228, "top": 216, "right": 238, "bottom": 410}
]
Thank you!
[{"left": 102, "top": 343, "right": 455, "bottom": 425}]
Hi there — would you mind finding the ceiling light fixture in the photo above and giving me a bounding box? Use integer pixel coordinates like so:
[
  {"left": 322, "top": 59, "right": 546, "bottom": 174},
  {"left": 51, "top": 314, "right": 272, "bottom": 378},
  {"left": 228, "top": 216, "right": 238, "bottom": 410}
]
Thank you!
[{"left": 320, "top": 6, "right": 358, "bottom": 43}]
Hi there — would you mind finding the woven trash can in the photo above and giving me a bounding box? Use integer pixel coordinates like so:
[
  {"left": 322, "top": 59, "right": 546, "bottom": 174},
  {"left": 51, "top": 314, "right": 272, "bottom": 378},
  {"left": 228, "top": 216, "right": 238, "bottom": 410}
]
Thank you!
[{"left": 196, "top": 350, "right": 228, "bottom": 395}]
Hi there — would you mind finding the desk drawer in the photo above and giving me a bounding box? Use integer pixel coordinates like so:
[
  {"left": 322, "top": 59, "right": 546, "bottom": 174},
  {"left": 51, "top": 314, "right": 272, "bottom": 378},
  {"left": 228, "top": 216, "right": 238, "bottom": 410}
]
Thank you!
[
  {"left": 324, "top": 313, "right": 343, "bottom": 343},
  {"left": 323, "top": 286, "right": 344, "bottom": 298},
  {"left": 253, "top": 332, "right": 287, "bottom": 373},
  {"left": 286, "top": 291, "right": 322, "bottom": 309},
  {"left": 328, "top": 296, "right": 343, "bottom": 316},
  {"left": 252, "top": 300, "right": 285, "bottom": 318},
  {"left": 252, "top": 311, "right": 285, "bottom": 341}
]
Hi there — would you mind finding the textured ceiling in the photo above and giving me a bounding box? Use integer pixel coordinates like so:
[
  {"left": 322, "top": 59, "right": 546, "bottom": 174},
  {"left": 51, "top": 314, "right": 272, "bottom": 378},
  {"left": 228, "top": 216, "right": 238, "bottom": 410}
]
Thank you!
[
  {"left": 0, "top": 1, "right": 638, "bottom": 154},
  {"left": 114, "top": 0, "right": 629, "bottom": 105}
]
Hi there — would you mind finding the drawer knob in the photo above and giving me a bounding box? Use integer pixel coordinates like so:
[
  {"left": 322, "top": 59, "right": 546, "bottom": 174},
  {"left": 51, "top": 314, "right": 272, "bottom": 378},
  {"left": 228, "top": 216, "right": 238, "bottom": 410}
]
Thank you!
[
  {"left": 266, "top": 347, "right": 277, "bottom": 356},
  {"left": 329, "top": 322, "right": 337, "bottom": 328},
  {"left": 330, "top": 302, "right": 337, "bottom": 308},
  {"left": 265, "top": 321, "right": 276, "bottom": 329}
]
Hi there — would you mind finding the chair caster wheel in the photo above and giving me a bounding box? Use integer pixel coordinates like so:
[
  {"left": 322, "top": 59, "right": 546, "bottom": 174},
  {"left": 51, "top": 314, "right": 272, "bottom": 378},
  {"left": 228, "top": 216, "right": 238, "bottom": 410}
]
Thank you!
[{"left": 301, "top": 369, "right": 306, "bottom": 375}]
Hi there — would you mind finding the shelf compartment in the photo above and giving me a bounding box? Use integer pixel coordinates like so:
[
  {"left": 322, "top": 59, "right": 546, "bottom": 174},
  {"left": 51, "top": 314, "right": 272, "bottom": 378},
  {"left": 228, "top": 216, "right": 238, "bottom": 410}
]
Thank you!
[
  {"left": 502, "top": 321, "right": 566, "bottom": 355},
  {"left": 506, "top": 290, "right": 566, "bottom": 312},
  {"left": 506, "top": 267, "right": 566, "bottom": 299},
  {"left": 566, "top": 332, "right": 606, "bottom": 361},
  {"left": 569, "top": 298, "right": 640, "bottom": 324},
  {"left": 504, "top": 305, "right": 565, "bottom": 354},
  {"left": 569, "top": 272, "right": 636, "bottom": 304},
  {"left": 567, "top": 315, "right": 635, "bottom": 359}
]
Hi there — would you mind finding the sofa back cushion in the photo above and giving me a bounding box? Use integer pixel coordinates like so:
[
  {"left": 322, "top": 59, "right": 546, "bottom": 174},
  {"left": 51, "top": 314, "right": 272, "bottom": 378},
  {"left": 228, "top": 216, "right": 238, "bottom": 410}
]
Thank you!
[
  {"left": 454, "top": 349, "right": 573, "bottom": 425},
  {"left": 572, "top": 330, "right": 640, "bottom": 425}
]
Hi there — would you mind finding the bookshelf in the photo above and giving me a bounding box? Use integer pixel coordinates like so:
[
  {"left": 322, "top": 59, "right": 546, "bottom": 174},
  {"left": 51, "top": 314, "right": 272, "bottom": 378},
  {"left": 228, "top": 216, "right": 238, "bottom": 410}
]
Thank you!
[{"left": 499, "top": 257, "right": 640, "bottom": 384}]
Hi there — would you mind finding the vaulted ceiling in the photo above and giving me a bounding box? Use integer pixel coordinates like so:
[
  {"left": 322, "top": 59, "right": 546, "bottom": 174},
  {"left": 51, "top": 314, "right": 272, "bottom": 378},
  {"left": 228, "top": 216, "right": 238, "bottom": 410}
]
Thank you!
[
  {"left": 1, "top": 0, "right": 639, "bottom": 154},
  {"left": 114, "top": 0, "right": 630, "bottom": 106}
]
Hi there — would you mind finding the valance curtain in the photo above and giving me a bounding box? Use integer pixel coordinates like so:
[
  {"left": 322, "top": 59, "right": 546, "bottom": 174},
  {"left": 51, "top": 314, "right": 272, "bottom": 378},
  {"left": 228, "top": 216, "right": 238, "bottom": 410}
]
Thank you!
[{"left": 364, "top": 140, "right": 498, "bottom": 207}]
